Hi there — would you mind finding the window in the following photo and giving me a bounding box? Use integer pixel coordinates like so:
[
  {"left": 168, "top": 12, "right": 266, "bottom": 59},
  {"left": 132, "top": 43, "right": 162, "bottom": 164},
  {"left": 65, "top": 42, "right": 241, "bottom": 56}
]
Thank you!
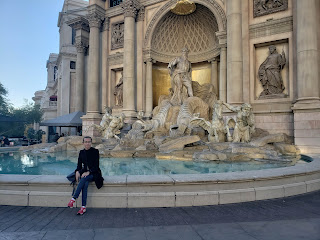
[
  {"left": 70, "top": 61, "right": 76, "bottom": 69},
  {"left": 71, "top": 28, "right": 76, "bottom": 45},
  {"left": 110, "top": 0, "right": 122, "bottom": 8}
]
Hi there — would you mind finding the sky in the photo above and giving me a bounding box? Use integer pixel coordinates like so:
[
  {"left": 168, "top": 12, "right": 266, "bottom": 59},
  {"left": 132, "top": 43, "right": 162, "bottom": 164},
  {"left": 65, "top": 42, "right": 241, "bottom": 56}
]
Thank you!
[{"left": 0, "top": 0, "right": 66, "bottom": 108}]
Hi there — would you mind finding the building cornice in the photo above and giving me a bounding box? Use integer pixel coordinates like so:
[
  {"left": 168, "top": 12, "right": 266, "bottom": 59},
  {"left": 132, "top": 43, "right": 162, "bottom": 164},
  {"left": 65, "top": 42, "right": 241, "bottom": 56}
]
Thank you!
[{"left": 66, "top": 16, "right": 90, "bottom": 32}]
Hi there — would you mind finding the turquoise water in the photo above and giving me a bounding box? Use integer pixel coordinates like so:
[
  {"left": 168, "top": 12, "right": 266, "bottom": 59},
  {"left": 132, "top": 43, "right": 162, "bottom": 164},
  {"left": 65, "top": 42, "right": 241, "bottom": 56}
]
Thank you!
[{"left": 0, "top": 151, "right": 295, "bottom": 176}]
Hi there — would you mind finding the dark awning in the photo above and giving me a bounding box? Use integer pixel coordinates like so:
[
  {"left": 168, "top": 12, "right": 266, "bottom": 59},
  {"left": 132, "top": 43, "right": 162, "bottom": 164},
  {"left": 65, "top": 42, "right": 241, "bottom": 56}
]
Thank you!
[{"left": 40, "top": 111, "right": 85, "bottom": 127}]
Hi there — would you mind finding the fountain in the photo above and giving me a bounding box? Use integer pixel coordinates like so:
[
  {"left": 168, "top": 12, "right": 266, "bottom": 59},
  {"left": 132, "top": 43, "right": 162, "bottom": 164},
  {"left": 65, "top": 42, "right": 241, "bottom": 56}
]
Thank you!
[{"left": 1, "top": 48, "right": 319, "bottom": 208}]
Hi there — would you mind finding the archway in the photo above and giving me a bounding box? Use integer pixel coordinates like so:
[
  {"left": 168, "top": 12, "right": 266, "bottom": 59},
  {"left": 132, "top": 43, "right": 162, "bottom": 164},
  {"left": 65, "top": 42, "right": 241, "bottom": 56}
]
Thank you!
[{"left": 146, "top": 2, "right": 225, "bottom": 107}]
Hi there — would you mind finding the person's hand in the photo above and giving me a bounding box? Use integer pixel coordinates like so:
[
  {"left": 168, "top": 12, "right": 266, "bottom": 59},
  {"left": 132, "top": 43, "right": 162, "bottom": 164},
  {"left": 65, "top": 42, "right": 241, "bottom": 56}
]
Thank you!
[
  {"left": 81, "top": 171, "right": 90, "bottom": 178},
  {"left": 75, "top": 171, "right": 80, "bottom": 182}
]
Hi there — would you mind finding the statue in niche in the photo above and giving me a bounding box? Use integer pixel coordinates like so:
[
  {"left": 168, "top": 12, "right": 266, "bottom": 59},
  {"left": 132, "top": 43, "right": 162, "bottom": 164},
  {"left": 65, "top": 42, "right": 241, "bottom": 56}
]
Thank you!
[
  {"left": 168, "top": 47, "right": 193, "bottom": 106},
  {"left": 223, "top": 102, "right": 255, "bottom": 143},
  {"left": 114, "top": 72, "right": 123, "bottom": 107},
  {"left": 258, "top": 45, "right": 286, "bottom": 98},
  {"left": 111, "top": 22, "right": 124, "bottom": 50},
  {"left": 190, "top": 100, "right": 228, "bottom": 143}
]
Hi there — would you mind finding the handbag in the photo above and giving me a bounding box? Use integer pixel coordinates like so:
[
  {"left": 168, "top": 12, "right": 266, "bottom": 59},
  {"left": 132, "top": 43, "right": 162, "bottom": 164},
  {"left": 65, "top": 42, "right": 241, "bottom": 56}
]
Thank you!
[{"left": 66, "top": 172, "right": 76, "bottom": 183}]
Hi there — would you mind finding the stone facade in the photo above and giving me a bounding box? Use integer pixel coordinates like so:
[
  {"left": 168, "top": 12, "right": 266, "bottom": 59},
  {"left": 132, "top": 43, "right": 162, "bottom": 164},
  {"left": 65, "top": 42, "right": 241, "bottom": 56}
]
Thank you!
[{"left": 34, "top": 0, "right": 320, "bottom": 153}]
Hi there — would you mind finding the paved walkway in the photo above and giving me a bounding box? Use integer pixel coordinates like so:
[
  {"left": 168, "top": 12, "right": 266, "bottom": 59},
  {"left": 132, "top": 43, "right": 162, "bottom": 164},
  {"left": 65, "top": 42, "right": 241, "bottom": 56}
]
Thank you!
[{"left": 0, "top": 190, "right": 319, "bottom": 240}]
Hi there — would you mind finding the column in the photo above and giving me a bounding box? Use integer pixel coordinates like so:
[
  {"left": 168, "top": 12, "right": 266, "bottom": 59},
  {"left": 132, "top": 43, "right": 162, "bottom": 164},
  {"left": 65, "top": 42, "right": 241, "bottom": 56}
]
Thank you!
[
  {"left": 101, "top": 18, "right": 109, "bottom": 111},
  {"left": 75, "top": 42, "right": 85, "bottom": 112},
  {"left": 136, "top": 7, "right": 145, "bottom": 112},
  {"left": 210, "top": 58, "right": 218, "bottom": 96},
  {"left": 226, "top": 0, "right": 242, "bottom": 104},
  {"left": 81, "top": 5, "right": 104, "bottom": 136},
  {"left": 67, "top": 17, "right": 89, "bottom": 113},
  {"left": 292, "top": 0, "right": 320, "bottom": 154},
  {"left": 296, "top": 0, "right": 319, "bottom": 102},
  {"left": 86, "top": 13, "right": 102, "bottom": 116},
  {"left": 145, "top": 58, "right": 153, "bottom": 117},
  {"left": 219, "top": 46, "right": 227, "bottom": 102},
  {"left": 122, "top": 0, "right": 139, "bottom": 117}
]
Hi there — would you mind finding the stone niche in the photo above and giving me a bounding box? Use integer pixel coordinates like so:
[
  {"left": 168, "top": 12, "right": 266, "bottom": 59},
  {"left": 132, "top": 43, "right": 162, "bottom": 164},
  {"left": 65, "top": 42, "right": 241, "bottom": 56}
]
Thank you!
[
  {"left": 254, "top": 40, "right": 289, "bottom": 100},
  {"left": 110, "top": 68, "right": 123, "bottom": 110},
  {"left": 152, "top": 62, "right": 214, "bottom": 108}
]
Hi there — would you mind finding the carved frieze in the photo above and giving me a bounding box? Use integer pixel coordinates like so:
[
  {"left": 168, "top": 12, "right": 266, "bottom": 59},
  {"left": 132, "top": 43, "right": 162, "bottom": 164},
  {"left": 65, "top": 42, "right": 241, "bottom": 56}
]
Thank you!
[
  {"left": 249, "top": 16, "right": 293, "bottom": 39},
  {"left": 253, "top": 0, "right": 288, "bottom": 18},
  {"left": 111, "top": 22, "right": 124, "bottom": 50}
]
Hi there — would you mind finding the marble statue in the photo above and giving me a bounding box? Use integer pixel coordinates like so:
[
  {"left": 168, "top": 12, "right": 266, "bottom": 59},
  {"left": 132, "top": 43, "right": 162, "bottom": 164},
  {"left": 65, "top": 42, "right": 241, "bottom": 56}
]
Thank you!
[
  {"left": 190, "top": 100, "right": 227, "bottom": 142},
  {"left": 86, "top": 109, "right": 125, "bottom": 140},
  {"left": 258, "top": 45, "right": 286, "bottom": 98},
  {"left": 168, "top": 47, "right": 193, "bottom": 105},
  {"left": 105, "top": 113, "right": 125, "bottom": 139},
  {"left": 223, "top": 102, "right": 255, "bottom": 143},
  {"left": 114, "top": 72, "right": 123, "bottom": 106}
]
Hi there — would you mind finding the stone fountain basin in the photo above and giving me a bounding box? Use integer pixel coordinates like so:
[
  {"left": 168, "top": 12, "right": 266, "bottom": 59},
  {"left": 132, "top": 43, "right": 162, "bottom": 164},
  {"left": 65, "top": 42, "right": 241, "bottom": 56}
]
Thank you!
[{"left": 0, "top": 155, "right": 319, "bottom": 208}]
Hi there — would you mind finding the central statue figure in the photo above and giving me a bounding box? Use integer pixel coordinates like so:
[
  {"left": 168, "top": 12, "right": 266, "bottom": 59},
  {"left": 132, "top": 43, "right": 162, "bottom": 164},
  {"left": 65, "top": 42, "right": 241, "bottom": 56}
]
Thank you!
[{"left": 168, "top": 47, "right": 193, "bottom": 105}]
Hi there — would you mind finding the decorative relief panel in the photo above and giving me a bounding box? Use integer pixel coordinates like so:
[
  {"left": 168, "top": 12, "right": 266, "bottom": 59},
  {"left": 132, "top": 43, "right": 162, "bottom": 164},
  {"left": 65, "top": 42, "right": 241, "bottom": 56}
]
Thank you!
[
  {"left": 111, "top": 22, "right": 124, "bottom": 50},
  {"left": 151, "top": 4, "right": 219, "bottom": 63},
  {"left": 253, "top": 0, "right": 288, "bottom": 18}
]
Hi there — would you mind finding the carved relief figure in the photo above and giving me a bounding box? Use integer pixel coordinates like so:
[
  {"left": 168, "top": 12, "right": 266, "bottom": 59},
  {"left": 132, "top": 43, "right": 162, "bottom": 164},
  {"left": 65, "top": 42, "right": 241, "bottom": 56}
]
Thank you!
[
  {"left": 114, "top": 72, "right": 123, "bottom": 106},
  {"left": 111, "top": 22, "right": 124, "bottom": 50},
  {"left": 254, "top": 0, "right": 288, "bottom": 17},
  {"left": 258, "top": 45, "right": 286, "bottom": 98},
  {"left": 223, "top": 102, "right": 255, "bottom": 143},
  {"left": 168, "top": 47, "right": 193, "bottom": 105}
]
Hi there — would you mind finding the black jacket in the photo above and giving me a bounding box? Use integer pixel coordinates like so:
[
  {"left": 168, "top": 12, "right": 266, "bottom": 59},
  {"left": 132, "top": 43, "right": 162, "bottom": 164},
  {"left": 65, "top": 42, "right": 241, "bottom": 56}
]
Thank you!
[{"left": 75, "top": 147, "right": 104, "bottom": 189}]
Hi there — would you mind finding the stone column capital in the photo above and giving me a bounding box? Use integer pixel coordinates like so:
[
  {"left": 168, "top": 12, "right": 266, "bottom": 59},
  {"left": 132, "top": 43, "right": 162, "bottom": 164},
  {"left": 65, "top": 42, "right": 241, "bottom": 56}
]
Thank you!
[
  {"left": 66, "top": 17, "right": 90, "bottom": 32},
  {"left": 102, "top": 18, "right": 110, "bottom": 31},
  {"left": 121, "top": 0, "right": 140, "bottom": 18},
  {"left": 208, "top": 58, "right": 217, "bottom": 63},
  {"left": 87, "top": 4, "right": 105, "bottom": 28},
  {"left": 75, "top": 41, "right": 87, "bottom": 53},
  {"left": 216, "top": 31, "right": 227, "bottom": 45},
  {"left": 136, "top": 6, "right": 145, "bottom": 22},
  {"left": 145, "top": 58, "right": 156, "bottom": 64}
]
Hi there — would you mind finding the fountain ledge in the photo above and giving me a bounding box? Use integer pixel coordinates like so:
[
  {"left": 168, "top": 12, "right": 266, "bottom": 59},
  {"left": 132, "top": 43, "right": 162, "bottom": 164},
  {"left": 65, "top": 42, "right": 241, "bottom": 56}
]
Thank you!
[{"left": 0, "top": 156, "right": 319, "bottom": 208}]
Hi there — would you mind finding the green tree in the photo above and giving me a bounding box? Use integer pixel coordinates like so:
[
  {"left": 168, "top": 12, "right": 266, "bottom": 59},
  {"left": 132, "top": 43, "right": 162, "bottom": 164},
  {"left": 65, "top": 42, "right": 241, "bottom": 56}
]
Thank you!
[
  {"left": 0, "top": 82, "right": 11, "bottom": 114},
  {"left": 0, "top": 100, "right": 43, "bottom": 137}
]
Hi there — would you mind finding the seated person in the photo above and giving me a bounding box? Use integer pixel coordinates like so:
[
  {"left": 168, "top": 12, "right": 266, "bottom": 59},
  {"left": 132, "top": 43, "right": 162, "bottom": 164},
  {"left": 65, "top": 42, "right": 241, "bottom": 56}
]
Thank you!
[{"left": 1, "top": 136, "right": 10, "bottom": 147}]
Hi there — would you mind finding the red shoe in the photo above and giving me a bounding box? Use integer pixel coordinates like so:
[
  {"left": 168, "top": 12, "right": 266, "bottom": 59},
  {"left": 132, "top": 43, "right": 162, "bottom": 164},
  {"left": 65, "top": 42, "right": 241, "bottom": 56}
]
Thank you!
[
  {"left": 77, "top": 207, "right": 86, "bottom": 215},
  {"left": 67, "top": 199, "right": 75, "bottom": 208}
]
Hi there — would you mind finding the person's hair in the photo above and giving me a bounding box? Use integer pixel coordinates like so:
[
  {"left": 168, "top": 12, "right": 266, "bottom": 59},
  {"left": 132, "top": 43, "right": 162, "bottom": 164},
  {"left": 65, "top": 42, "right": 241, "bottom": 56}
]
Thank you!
[{"left": 83, "top": 136, "right": 92, "bottom": 143}]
